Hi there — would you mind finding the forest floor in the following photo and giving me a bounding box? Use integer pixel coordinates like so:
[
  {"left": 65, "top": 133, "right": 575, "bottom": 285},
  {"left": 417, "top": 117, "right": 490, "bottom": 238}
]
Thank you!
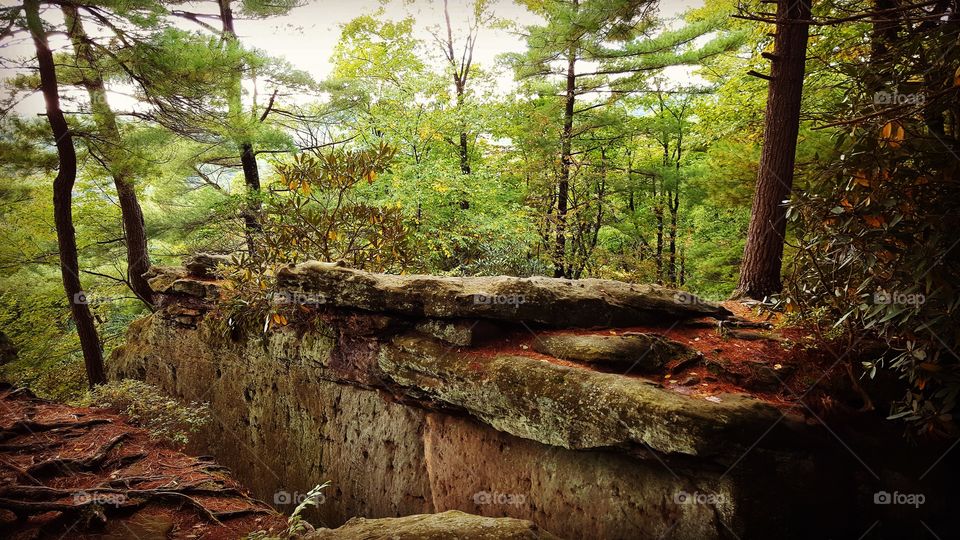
[{"left": 0, "top": 385, "right": 288, "bottom": 539}]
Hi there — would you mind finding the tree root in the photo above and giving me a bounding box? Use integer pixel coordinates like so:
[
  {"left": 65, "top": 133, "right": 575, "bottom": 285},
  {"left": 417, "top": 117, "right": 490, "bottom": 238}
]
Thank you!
[
  {"left": 0, "top": 418, "right": 111, "bottom": 441},
  {"left": 24, "top": 432, "right": 129, "bottom": 479},
  {"left": 0, "top": 483, "right": 272, "bottom": 524}
]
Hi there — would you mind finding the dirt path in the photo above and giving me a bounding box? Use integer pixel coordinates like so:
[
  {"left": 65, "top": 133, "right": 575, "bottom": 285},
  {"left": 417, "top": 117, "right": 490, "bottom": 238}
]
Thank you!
[{"left": 0, "top": 384, "right": 288, "bottom": 539}]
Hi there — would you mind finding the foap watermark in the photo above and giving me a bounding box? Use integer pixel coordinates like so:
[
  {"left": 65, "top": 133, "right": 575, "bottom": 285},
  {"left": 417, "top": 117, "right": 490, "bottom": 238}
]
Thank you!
[
  {"left": 874, "top": 89, "right": 925, "bottom": 106},
  {"left": 74, "top": 491, "right": 127, "bottom": 506},
  {"left": 270, "top": 291, "right": 327, "bottom": 306},
  {"left": 674, "top": 490, "right": 726, "bottom": 505},
  {"left": 874, "top": 490, "right": 925, "bottom": 508},
  {"left": 274, "top": 489, "right": 326, "bottom": 506},
  {"left": 873, "top": 290, "right": 925, "bottom": 306},
  {"left": 472, "top": 293, "right": 526, "bottom": 306},
  {"left": 472, "top": 490, "right": 526, "bottom": 508},
  {"left": 673, "top": 291, "right": 715, "bottom": 306},
  {"left": 72, "top": 291, "right": 119, "bottom": 305}
]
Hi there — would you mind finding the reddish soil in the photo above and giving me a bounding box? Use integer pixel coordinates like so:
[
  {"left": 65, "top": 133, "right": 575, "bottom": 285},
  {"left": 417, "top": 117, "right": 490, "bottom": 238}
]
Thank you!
[
  {"left": 461, "top": 302, "right": 849, "bottom": 414},
  {"left": 0, "top": 385, "right": 288, "bottom": 539}
]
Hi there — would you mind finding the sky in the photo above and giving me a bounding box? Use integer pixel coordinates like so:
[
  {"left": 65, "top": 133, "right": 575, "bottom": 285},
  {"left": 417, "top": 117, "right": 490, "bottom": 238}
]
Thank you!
[{"left": 1, "top": 0, "right": 704, "bottom": 115}]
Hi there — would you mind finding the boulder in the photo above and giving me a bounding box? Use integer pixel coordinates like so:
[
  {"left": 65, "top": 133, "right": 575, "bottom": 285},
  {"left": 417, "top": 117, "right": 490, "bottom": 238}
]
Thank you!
[
  {"left": 380, "top": 335, "right": 800, "bottom": 457},
  {"left": 277, "top": 262, "right": 730, "bottom": 328},
  {"left": 531, "top": 332, "right": 699, "bottom": 372},
  {"left": 143, "top": 266, "right": 187, "bottom": 294},
  {"left": 307, "top": 510, "right": 560, "bottom": 539},
  {"left": 143, "top": 266, "right": 220, "bottom": 300}
]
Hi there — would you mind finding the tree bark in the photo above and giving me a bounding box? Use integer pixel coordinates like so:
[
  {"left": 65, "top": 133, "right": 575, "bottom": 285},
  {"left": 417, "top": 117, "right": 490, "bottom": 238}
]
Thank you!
[
  {"left": 667, "top": 189, "right": 679, "bottom": 286},
  {"left": 63, "top": 6, "right": 153, "bottom": 307},
  {"left": 555, "top": 40, "right": 576, "bottom": 278},
  {"left": 441, "top": 0, "right": 472, "bottom": 174},
  {"left": 26, "top": 0, "right": 106, "bottom": 387},
  {"left": 732, "top": 0, "right": 812, "bottom": 299},
  {"left": 218, "top": 0, "right": 262, "bottom": 252}
]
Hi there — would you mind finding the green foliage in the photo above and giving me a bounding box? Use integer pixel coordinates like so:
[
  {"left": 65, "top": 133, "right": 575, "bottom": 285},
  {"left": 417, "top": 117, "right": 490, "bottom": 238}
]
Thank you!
[
  {"left": 782, "top": 0, "right": 960, "bottom": 433},
  {"left": 84, "top": 379, "right": 210, "bottom": 445},
  {"left": 212, "top": 143, "right": 403, "bottom": 336}
]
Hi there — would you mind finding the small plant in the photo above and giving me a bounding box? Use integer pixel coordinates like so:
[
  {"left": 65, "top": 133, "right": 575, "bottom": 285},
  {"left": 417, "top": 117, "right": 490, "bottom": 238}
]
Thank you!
[
  {"left": 84, "top": 379, "right": 210, "bottom": 445},
  {"left": 247, "top": 482, "right": 331, "bottom": 540}
]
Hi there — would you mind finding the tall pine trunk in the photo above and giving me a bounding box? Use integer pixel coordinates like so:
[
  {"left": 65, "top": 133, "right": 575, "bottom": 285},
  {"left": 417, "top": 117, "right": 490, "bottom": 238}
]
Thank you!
[
  {"left": 732, "top": 0, "right": 813, "bottom": 299},
  {"left": 554, "top": 41, "right": 576, "bottom": 278},
  {"left": 219, "top": 0, "right": 262, "bottom": 253},
  {"left": 26, "top": 0, "right": 106, "bottom": 387},
  {"left": 63, "top": 6, "right": 153, "bottom": 307}
]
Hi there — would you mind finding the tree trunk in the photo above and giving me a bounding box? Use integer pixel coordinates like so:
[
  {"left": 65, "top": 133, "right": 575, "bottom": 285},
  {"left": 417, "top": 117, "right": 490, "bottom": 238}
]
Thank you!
[
  {"left": 654, "top": 200, "right": 664, "bottom": 285},
  {"left": 458, "top": 130, "right": 470, "bottom": 174},
  {"left": 667, "top": 190, "right": 679, "bottom": 286},
  {"left": 732, "top": 0, "right": 812, "bottom": 299},
  {"left": 679, "top": 246, "right": 686, "bottom": 287},
  {"left": 219, "top": 0, "right": 262, "bottom": 252},
  {"left": 63, "top": 6, "right": 153, "bottom": 307},
  {"left": 441, "top": 0, "right": 472, "bottom": 175},
  {"left": 555, "top": 39, "right": 577, "bottom": 278},
  {"left": 26, "top": 0, "right": 106, "bottom": 387}
]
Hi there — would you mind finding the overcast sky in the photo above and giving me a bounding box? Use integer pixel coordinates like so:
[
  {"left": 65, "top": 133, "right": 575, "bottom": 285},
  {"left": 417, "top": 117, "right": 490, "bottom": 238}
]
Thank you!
[{"left": 1, "top": 0, "right": 703, "bottom": 115}]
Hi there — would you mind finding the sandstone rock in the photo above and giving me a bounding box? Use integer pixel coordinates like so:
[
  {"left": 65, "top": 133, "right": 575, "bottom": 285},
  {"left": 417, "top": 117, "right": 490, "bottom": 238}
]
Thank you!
[
  {"left": 183, "top": 252, "right": 234, "bottom": 278},
  {"left": 531, "top": 333, "right": 699, "bottom": 371},
  {"left": 143, "top": 266, "right": 187, "bottom": 294},
  {"left": 307, "top": 510, "right": 561, "bottom": 539},
  {"left": 380, "top": 335, "right": 793, "bottom": 457},
  {"left": 276, "top": 262, "right": 730, "bottom": 327},
  {"left": 143, "top": 266, "right": 220, "bottom": 299},
  {"left": 414, "top": 319, "right": 501, "bottom": 346},
  {"left": 109, "top": 317, "right": 740, "bottom": 539},
  {"left": 167, "top": 278, "right": 220, "bottom": 300}
]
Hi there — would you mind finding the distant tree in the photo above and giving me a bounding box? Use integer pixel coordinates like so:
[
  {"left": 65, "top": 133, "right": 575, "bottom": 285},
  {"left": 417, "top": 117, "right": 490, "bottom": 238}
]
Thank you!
[
  {"left": 430, "top": 0, "right": 496, "bottom": 174},
  {"left": 514, "top": 0, "right": 743, "bottom": 278},
  {"left": 167, "top": 0, "right": 310, "bottom": 254}
]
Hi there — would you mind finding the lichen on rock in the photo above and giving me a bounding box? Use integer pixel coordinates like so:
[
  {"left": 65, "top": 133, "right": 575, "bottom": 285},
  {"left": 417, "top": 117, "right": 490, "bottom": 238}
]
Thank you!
[
  {"left": 379, "top": 334, "right": 791, "bottom": 457},
  {"left": 276, "top": 261, "right": 731, "bottom": 327},
  {"left": 307, "top": 510, "right": 561, "bottom": 539}
]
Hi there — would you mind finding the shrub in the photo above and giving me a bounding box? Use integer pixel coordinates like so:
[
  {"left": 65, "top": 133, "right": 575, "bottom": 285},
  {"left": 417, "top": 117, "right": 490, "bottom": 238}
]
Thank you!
[{"left": 85, "top": 379, "right": 210, "bottom": 445}]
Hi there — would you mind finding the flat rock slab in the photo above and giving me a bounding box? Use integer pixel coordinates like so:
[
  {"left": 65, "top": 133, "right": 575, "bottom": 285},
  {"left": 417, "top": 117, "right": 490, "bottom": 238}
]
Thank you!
[
  {"left": 308, "top": 510, "right": 561, "bottom": 539},
  {"left": 531, "top": 333, "right": 700, "bottom": 372},
  {"left": 277, "top": 262, "right": 730, "bottom": 328},
  {"left": 380, "top": 335, "right": 801, "bottom": 457}
]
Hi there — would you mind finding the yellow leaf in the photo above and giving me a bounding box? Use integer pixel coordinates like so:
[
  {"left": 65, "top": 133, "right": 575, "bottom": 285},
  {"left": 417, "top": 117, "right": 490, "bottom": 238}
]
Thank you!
[
  {"left": 880, "top": 121, "right": 904, "bottom": 149},
  {"left": 272, "top": 313, "right": 288, "bottom": 326}
]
